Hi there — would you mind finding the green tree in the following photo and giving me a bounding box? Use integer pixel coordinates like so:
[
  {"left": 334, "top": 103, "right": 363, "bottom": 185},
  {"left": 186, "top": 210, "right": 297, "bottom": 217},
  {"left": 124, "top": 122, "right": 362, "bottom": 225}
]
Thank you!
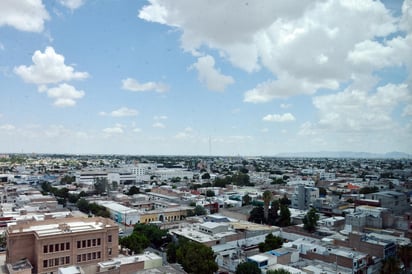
[
  {"left": 120, "top": 233, "right": 150, "bottom": 254},
  {"left": 318, "top": 187, "right": 327, "bottom": 196},
  {"left": 166, "top": 241, "right": 178, "bottom": 263},
  {"left": 176, "top": 241, "right": 218, "bottom": 274},
  {"left": 194, "top": 205, "right": 207, "bottom": 216},
  {"left": 302, "top": 208, "right": 319, "bottom": 233},
  {"left": 76, "top": 198, "right": 89, "bottom": 213},
  {"left": 258, "top": 233, "right": 283, "bottom": 252},
  {"left": 60, "top": 175, "right": 75, "bottom": 185},
  {"left": 206, "top": 190, "right": 215, "bottom": 197},
  {"left": 249, "top": 206, "right": 264, "bottom": 224},
  {"left": 262, "top": 190, "right": 273, "bottom": 222},
  {"left": 235, "top": 261, "right": 261, "bottom": 274},
  {"left": 94, "top": 177, "right": 108, "bottom": 195},
  {"left": 359, "top": 186, "right": 379, "bottom": 194},
  {"left": 127, "top": 185, "right": 140, "bottom": 195},
  {"left": 201, "top": 173, "right": 211, "bottom": 180},
  {"left": 267, "top": 269, "right": 291, "bottom": 274},
  {"left": 242, "top": 194, "right": 251, "bottom": 206},
  {"left": 133, "top": 224, "right": 169, "bottom": 248},
  {"left": 278, "top": 204, "right": 291, "bottom": 227}
]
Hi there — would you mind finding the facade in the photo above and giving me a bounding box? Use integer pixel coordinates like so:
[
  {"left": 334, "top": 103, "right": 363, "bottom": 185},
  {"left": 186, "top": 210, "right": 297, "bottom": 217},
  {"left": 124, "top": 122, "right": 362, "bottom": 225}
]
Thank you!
[
  {"left": 291, "top": 185, "right": 319, "bottom": 210},
  {"left": 366, "top": 191, "right": 410, "bottom": 215},
  {"left": 6, "top": 217, "right": 119, "bottom": 274}
]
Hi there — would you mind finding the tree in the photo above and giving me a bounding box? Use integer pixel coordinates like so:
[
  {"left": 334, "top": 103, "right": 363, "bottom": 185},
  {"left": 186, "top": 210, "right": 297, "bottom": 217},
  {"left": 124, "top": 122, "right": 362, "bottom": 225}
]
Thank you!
[
  {"left": 267, "top": 269, "right": 291, "bottom": 274},
  {"left": 242, "top": 194, "right": 251, "bottom": 206},
  {"left": 120, "top": 233, "right": 150, "bottom": 254},
  {"left": 318, "top": 187, "right": 327, "bottom": 197},
  {"left": 76, "top": 198, "right": 89, "bottom": 213},
  {"left": 248, "top": 206, "right": 264, "bottom": 224},
  {"left": 127, "top": 185, "right": 140, "bottom": 195},
  {"left": 60, "top": 175, "right": 75, "bottom": 185},
  {"left": 176, "top": 240, "right": 218, "bottom": 274},
  {"left": 194, "top": 205, "right": 207, "bottom": 216},
  {"left": 359, "top": 186, "right": 379, "bottom": 194},
  {"left": 235, "top": 261, "right": 261, "bottom": 274},
  {"left": 201, "top": 173, "right": 211, "bottom": 180},
  {"left": 302, "top": 208, "right": 319, "bottom": 233},
  {"left": 206, "top": 190, "right": 215, "bottom": 197},
  {"left": 258, "top": 233, "right": 283, "bottom": 252},
  {"left": 279, "top": 194, "right": 291, "bottom": 205},
  {"left": 278, "top": 204, "right": 291, "bottom": 227},
  {"left": 94, "top": 177, "right": 109, "bottom": 195},
  {"left": 262, "top": 190, "right": 273, "bottom": 222},
  {"left": 133, "top": 224, "right": 170, "bottom": 248}
]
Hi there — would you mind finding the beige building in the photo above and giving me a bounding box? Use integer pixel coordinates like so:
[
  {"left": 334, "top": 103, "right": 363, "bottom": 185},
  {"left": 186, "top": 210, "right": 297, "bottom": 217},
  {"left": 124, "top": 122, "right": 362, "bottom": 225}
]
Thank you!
[{"left": 6, "top": 217, "right": 119, "bottom": 274}]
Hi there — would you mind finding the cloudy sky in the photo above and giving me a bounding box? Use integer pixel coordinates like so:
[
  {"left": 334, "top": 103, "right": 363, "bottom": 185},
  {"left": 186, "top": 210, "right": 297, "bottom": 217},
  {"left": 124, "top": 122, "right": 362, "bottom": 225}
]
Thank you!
[{"left": 0, "top": 0, "right": 411, "bottom": 156}]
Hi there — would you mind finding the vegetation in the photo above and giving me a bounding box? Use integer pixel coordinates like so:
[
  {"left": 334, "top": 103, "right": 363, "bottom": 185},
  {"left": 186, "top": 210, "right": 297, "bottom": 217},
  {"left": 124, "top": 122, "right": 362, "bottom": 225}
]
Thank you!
[
  {"left": 235, "top": 261, "right": 261, "bottom": 274},
  {"left": 249, "top": 205, "right": 265, "bottom": 224},
  {"left": 187, "top": 205, "right": 207, "bottom": 216},
  {"left": 76, "top": 199, "right": 110, "bottom": 218},
  {"left": 214, "top": 172, "right": 253, "bottom": 188},
  {"left": 249, "top": 200, "right": 291, "bottom": 227},
  {"left": 120, "top": 223, "right": 170, "bottom": 254},
  {"left": 258, "top": 233, "right": 283, "bottom": 252},
  {"left": 94, "top": 177, "right": 109, "bottom": 195},
  {"left": 359, "top": 186, "right": 379, "bottom": 194},
  {"left": 302, "top": 207, "right": 319, "bottom": 233},
  {"left": 168, "top": 238, "right": 218, "bottom": 274},
  {"left": 242, "top": 194, "right": 251, "bottom": 206},
  {"left": 126, "top": 185, "right": 140, "bottom": 195}
]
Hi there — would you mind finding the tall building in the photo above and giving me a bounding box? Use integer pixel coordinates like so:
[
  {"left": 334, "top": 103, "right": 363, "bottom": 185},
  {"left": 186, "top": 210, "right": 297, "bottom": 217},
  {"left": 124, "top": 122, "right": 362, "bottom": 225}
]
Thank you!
[{"left": 6, "top": 216, "right": 119, "bottom": 274}]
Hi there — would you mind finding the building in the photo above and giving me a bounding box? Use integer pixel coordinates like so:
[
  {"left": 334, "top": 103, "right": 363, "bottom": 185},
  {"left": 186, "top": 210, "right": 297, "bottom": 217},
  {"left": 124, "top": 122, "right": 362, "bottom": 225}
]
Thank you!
[
  {"left": 291, "top": 185, "right": 319, "bottom": 210},
  {"left": 6, "top": 217, "right": 119, "bottom": 274},
  {"left": 366, "top": 191, "right": 410, "bottom": 215}
]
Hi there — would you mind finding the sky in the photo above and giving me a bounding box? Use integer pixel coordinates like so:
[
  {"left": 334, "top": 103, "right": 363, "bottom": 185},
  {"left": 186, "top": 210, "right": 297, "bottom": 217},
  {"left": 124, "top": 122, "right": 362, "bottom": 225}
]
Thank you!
[{"left": 0, "top": 0, "right": 411, "bottom": 156}]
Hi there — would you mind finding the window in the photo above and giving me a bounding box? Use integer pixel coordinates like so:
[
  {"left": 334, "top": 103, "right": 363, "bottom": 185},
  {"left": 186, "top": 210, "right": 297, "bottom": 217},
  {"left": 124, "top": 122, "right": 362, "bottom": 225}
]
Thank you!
[
  {"left": 87, "top": 239, "right": 91, "bottom": 247},
  {"left": 66, "top": 242, "right": 70, "bottom": 250},
  {"left": 43, "top": 260, "right": 48, "bottom": 268},
  {"left": 49, "top": 244, "right": 54, "bottom": 252},
  {"left": 87, "top": 253, "right": 91, "bottom": 260},
  {"left": 54, "top": 258, "right": 59, "bottom": 266},
  {"left": 55, "top": 243, "right": 59, "bottom": 252},
  {"left": 66, "top": 256, "right": 70, "bottom": 264},
  {"left": 82, "top": 254, "right": 86, "bottom": 261},
  {"left": 92, "top": 239, "right": 96, "bottom": 246},
  {"left": 92, "top": 252, "right": 96, "bottom": 260},
  {"left": 97, "top": 252, "right": 101, "bottom": 259},
  {"left": 77, "top": 241, "right": 81, "bottom": 248},
  {"left": 77, "top": 255, "right": 81, "bottom": 263},
  {"left": 60, "top": 243, "right": 64, "bottom": 251},
  {"left": 97, "top": 238, "right": 101, "bottom": 246},
  {"left": 60, "top": 257, "right": 65, "bottom": 265},
  {"left": 108, "top": 235, "right": 112, "bottom": 242},
  {"left": 44, "top": 245, "right": 48, "bottom": 253},
  {"left": 82, "top": 240, "right": 86, "bottom": 248}
]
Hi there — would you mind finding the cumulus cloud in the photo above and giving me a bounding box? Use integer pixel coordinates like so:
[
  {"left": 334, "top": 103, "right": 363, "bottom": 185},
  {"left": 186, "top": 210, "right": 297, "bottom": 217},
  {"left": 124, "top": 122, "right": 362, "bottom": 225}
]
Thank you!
[
  {"left": 14, "top": 47, "right": 89, "bottom": 85},
  {"left": 58, "top": 0, "right": 85, "bottom": 10},
  {"left": 191, "top": 55, "right": 234, "bottom": 91},
  {"left": 100, "top": 107, "right": 139, "bottom": 117},
  {"left": 312, "top": 83, "right": 411, "bottom": 132},
  {"left": 152, "top": 122, "right": 165, "bottom": 128},
  {"left": 122, "top": 77, "right": 168, "bottom": 93},
  {"left": 154, "top": 115, "right": 168, "bottom": 120},
  {"left": 263, "top": 113, "right": 296, "bottom": 122},
  {"left": 0, "top": 124, "right": 15, "bottom": 131},
  {"left": 138, "top": 0, "right": 407, "bottom": 102},
  {"left": 42, "top": 83, "right": 85, "bottom": 107},
  {"left": 0, "top": 0, "right": 50, "bottom": 32},
  {"left": 175, "top": 127, "right": 194, "bottom": 139},
  {"left": 103, "top": 126, "right": 124, "bottom": 134}
]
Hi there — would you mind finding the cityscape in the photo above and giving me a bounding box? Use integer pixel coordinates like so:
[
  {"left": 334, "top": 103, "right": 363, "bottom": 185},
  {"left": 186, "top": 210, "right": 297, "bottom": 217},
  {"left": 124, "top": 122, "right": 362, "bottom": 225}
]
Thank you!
[
  {"left": 0, "top": 153, "right": 411, "bottom": 274},
  {"left": 1, "top": 0, "right": 412, "bottom": 274}
]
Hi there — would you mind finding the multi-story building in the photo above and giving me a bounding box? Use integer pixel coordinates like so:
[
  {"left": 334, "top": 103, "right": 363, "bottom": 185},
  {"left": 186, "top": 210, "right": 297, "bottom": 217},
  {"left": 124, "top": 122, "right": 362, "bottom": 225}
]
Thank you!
[
  {"left": 6, "top": 216, "right": 119, "bottom": 274},
  {"left": 291, "top": 185, "right": 319, "bottom": 210}
]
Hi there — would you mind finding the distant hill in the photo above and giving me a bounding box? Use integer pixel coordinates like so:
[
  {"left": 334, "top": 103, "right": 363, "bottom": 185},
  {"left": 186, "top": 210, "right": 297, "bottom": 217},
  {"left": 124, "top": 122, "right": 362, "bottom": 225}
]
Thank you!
[{"left": 275, "top": 151, "right": 412, "bottom": 159}]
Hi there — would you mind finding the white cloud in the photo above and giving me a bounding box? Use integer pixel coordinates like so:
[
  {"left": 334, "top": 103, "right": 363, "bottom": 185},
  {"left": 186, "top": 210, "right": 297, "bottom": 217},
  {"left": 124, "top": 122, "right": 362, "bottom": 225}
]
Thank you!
[
  {"left": 263, "top": 113, "right": 295, "bottom": 122},
  {"left": 58, "top": 0, "right": 85, "bottom": 10},
  {"left": 122, "top": 78, "right": 168, "bottom": 93},
  {"left": 103, "top": 126, "right": 124, "bottom": 134},
  {"left": 154, "top": 115, "right": 168, "bottom": 120},
  {"left": 100, "top": 107, "right": 138, "bottom": 117},
  {"left": 280, "top": 103, "right": 291, "bottom": 109},
  {"left": 139, "top": 0, "right": 404, "bottom": 102},
  {"left": 14, "top": 47, "right": 89, "bottom": 85},
  {"left": 0, "top": 0, "right": 50, "bottom": 32},
  {"left": 312, "top": 83, "right": 411, "bottom": 132},
  {"left": 0, "top": 124, "right": 15, "bottom": 131},
  {"left": 152, "top": 122, "right": 165, "bottom": 128},
  {"left": 133, "top": 128, "right": 142, "bottom": 133},
  {"left": 175, "top": 127, "right": 194, "bottom": 139},
  {"left": 191, "top": 55, "right": 234, "bottom": 91},
  {"left": 43, "top": 83, "right": 85, "bottom": 107},
  {"left": 403, "top": 105, "right": 412, "bottom": 116}
]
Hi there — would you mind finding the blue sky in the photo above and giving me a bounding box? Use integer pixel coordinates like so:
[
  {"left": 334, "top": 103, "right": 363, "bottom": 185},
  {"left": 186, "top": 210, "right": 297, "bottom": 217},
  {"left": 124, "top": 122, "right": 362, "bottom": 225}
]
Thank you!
[{"left": 0, "top": 0, "right": 411, "bottom": 156}]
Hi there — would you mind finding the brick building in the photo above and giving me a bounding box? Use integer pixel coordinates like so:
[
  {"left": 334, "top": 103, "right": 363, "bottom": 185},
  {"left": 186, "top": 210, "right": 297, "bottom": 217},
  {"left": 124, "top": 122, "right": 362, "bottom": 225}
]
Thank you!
[{"left": 6, "top": 216, "right": 119, "bottom": 274}]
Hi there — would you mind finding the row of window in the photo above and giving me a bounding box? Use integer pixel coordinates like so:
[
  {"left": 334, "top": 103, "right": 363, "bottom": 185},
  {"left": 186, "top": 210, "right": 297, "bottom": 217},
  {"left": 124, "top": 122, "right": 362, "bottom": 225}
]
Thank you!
[
  {"left": 76, "top": 251, "right": 101, "bottom": 263},
  {"left": 43, "top": 256, "right": 70, "bottom": 268},
  {"left": 77, "top": 238, "right": 101, "bottom": 249},
  {"left": 43, "top": 243, "right": 70, "bottom": 253}
]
